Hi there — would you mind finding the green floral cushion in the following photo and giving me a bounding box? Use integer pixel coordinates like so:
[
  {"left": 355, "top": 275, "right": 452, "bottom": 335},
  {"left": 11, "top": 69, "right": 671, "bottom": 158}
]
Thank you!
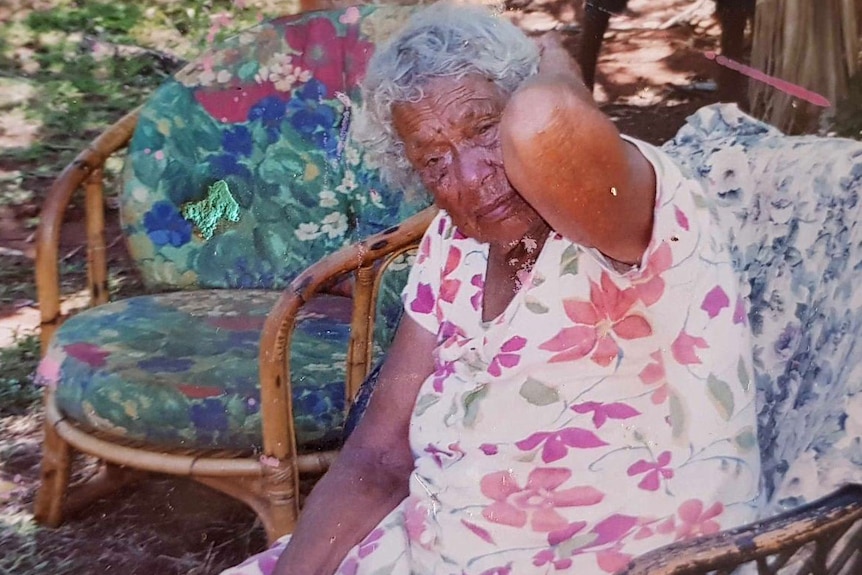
[
  {"left": 121, "top": 5, "right": 429, "bottom": 292},
  {"left": 38, "top": 291, "right": 363, "bottom": 451}
]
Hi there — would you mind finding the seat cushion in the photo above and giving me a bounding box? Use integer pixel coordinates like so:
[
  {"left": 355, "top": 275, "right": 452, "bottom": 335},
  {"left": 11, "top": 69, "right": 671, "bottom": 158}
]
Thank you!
[{"left": 37, "top": 290, "right": 357, "bottom": 452}]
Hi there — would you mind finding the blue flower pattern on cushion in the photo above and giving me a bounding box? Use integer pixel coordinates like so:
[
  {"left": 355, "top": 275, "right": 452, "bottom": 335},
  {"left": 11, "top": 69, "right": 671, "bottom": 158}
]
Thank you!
[
  {"left": 248, "top": 95, "right": 288, "bottom": 127},
  {"left": 191, "top": 398, "right": 230, "bottom": 441},
  {"left": 287, "top": 79, "right": 340, "bottom": 157},
  {"left": 208, "top": 153, "right": 252, "bottom": 180},
  {"left": 222, "top": 125, "right": 254, "bottom": 157},
  {"left": 137, "top": 357, "right": 195, "bottom": 373},
  {"left": 143, "top": 200, "right": 193, "bottom": 248}
]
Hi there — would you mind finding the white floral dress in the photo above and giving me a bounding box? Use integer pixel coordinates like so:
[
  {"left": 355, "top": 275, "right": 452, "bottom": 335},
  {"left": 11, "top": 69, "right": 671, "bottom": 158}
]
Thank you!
[{"left": 223, "top": 136, "right": 761, "bottom": 575}]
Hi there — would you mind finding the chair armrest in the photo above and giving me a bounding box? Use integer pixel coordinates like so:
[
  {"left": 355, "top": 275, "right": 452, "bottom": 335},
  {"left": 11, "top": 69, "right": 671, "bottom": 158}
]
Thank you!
[
  {"left": 257, "top": 205, "right": 438, "bottom": 461},
  {"left": 36, "top": 108, "right": 140, "bottom": 351},
  {"left": 622, "top": 484, "right": 862, "bottom": 574}
]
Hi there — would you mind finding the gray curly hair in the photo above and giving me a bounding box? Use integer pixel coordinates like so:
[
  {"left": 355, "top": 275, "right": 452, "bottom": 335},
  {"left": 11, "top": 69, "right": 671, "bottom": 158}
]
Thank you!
[{"left": 351, "top": 2, "right": 540, "bottom": 192}]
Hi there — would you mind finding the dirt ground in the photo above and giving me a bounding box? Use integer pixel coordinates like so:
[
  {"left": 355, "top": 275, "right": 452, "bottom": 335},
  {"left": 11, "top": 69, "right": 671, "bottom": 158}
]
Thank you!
[{"left": 0, "top": 0, "right": 738, "bottom": 573}]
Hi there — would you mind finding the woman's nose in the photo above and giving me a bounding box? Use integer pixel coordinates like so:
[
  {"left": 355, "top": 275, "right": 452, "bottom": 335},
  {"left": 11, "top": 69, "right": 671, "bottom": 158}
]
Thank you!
[{"left": 453, "top": 146, "right": 495, "bottom": 192}]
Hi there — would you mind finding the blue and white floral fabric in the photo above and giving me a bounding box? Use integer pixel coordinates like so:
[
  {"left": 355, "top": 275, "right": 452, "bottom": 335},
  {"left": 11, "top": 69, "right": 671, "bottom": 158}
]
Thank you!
[{"left": 664, "top": 103, "right": 862, "bottom": 516}]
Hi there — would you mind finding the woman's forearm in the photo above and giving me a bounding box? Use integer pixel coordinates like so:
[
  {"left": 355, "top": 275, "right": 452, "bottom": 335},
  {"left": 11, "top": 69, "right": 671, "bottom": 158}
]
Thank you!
[
  {"left": 273, "top": 447, "right": 411, "bottom": 575},
  {"left": 500, "top": 79, "right": 655, "bottom": 264}
]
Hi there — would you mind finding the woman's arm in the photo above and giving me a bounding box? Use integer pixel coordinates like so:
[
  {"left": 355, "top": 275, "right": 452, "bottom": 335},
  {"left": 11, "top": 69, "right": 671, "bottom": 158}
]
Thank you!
[
  {"left": 500, "top": 35, "right": 657, "bottom": 265},
  {"left": 274, "top": 315, "right": 437, "bottom": 575}
]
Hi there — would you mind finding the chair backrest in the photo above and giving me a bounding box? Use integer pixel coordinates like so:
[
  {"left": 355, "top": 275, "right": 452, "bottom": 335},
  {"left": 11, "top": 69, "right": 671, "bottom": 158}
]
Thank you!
[
  {"left": 664, "top": 103, "right": 862, "bottom": 515},
  {"left": 120, "top": 6, "right": 430, "bottom": 291}
]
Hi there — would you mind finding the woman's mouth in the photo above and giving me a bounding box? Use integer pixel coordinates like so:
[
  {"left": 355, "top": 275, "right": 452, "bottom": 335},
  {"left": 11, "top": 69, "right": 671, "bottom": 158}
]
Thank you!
[{"left": 475, "top": 192, "right": 519, "bottom": 223}]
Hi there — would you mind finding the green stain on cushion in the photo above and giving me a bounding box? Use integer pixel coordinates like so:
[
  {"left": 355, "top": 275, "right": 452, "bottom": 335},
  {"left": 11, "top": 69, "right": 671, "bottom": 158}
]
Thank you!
[{"left": 182, "top": 179, "right": 241, "bottom": 240}]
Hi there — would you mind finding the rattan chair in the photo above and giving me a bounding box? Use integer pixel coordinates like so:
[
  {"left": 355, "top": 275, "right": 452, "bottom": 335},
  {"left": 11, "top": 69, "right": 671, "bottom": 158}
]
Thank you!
[{"left": 33, "top": 5, "right": 430, "bottom": 542}]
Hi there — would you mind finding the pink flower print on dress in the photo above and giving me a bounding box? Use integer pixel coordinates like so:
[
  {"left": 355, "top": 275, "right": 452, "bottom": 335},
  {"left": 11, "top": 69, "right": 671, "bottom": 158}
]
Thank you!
[
  {"left": 470, "top": 273, "right": 484, "bottom": 311},
  {"left": 403, "top": 496, "right": 434, "bottom": 550},
  {"left": 671, "top": 330, "right": 709, "bottom": 365},
  {"left": 539, "top": 272, "right": 652, "bottom": 366},
  {"left": 423, "top": 442, "right": 465, "bottom": 468},
  {"left": 674, "top": 205, "right": 690, "bottom": 231},
  {"left": 638, "top": 351, "right": 669, "bottom": 404},
  {"left": 673, "top": 499, "right": 724, "bottom": 540},
  {"left": 478, "top": 566, "right": 512, "bottom": 575},
  {"left": 631, "top": 242, "right": 672, "bottom": 306},
  {"left": 439, "top": 246, "right": 462, "bottom": 303},
  {"left": 596, "top": 547, "right": 634, "bottom": 574},
  {"left": 416, "top": 235, "right": 432, "bottom": 265},
  {"left": 701, "top": 285, "right": 730, "bottom": 318},
  {"left": 480, "top": 468, "right": 604, "bottom": 532},
  {"left": 357, "top": 527, "right": 385, "bottom": 559},
  {"left": 516, "top": 427, "right": 608, "bottom": 463},
  {"left": 626, "top": 451, "right": 674, "bottom": 491},
  {"left": 589, "top": 514, "right": 639, "bottom": 547},
  {"left": 409, "top": 283, "right": 435, "bottom": 315},
  {"left": 571, "top": 401, "right": 640, "bottom": 428},
  {"left": 542, "top": 515, "right": 638, "bottom": 571},
  {"left": 533, "top": 548, "right": 574, "bottom": 570},
  {"left": 488, "top": 336, "right": 527, "bottom": 377},
  {"left": 431, "top": 362, "right": 454, "bottom": 393},
  {"left": 461, "top": 519, "right": 496, "bottom": 544}
]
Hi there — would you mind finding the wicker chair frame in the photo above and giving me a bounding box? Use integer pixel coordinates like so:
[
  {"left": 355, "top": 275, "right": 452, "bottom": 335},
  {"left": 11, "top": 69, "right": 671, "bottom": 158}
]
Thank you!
[{"left": 32, "top": 112, "right": 438, "bottom": 542}]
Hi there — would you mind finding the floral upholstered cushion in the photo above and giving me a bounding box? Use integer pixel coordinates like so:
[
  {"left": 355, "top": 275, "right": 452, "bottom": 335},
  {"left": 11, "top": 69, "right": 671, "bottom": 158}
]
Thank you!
[
  {"left": 37, "top": 291, "right": 366, "bottom": 451},
  {"left": 663, "top": 104, "right": 862, "bottom": 516},
  {"left": 121, "top": 5, "right": 429, "bottom": 294}
]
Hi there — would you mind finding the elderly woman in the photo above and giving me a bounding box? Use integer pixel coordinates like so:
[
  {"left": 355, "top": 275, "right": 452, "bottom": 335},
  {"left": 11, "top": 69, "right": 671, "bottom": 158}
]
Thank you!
[{"left": 225, "top": 3, "right": 761, "bottom": 574}]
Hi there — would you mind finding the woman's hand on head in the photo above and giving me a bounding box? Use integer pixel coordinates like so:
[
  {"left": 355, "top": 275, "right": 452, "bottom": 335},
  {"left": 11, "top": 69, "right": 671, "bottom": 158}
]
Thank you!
[{"left": 530, "top": 32, "right": 594, "bottom": 104}]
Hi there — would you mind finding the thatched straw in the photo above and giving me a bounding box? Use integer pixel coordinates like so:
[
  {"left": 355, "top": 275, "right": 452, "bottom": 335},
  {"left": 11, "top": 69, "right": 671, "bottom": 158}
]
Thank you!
[{"left": 749, "top": 0, "right": 858, "bottom": 133}]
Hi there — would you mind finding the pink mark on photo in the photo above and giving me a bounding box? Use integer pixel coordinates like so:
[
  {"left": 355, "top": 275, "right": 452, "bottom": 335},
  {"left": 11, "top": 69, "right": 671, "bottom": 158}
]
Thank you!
[{"left": 705, "top": 51, "right": 831, "bottom": 108}]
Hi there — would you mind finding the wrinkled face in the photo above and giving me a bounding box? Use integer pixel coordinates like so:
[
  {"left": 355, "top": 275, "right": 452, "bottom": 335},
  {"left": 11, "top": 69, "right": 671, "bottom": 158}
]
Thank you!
[{"left": 392, "top": 75, "right": 545, "bottom": 247}]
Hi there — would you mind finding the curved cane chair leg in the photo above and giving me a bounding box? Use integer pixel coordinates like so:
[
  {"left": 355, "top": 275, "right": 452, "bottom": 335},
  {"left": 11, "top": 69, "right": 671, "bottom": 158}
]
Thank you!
[
  {"left": 63, "top": 463, "right": 143, "bottom": 517},
  {"left": 196, "top": 472, "right": 301, "bottom": 544},
  {"left": 35, "top": 421, "right": 143, "bottom": 526},
  {"left": 34, "top": 420, "right": 72, "bottom": 527}
]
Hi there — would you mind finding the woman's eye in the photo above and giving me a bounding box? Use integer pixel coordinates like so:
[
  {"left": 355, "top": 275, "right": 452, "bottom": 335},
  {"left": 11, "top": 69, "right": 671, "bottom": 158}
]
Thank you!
[
  {"left": 477, "top": 122, "right": 496, "bottom": 135},
  {"left": 425, "top": 157, "right": 441, "bottom": 168}
]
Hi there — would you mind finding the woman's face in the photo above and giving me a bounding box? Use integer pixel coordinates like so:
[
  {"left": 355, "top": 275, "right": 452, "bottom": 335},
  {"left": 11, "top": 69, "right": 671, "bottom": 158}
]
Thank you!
[{"left": 392, "top": 75, "right": 546, "bottom": 248}]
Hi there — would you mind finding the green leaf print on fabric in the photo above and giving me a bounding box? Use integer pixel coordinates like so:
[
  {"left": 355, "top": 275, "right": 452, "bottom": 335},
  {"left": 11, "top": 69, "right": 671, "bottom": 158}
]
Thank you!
[
  {"left": 707, "top": 375, "right": 735, "bottom": 420},
  {"left": 560, "top": 244, "right": 580, "bottom": 276},
  {"left": 519, "top": 378, "right": 559, "bottom": 406},
  {"left": 668, "top": 390, "right": 687, "bottom": 440},
  {"left": 524, "top": 295, "right": 549, "bottom": 315},
  {"left": 462, "top": 384, "right": 488, "bottom": 428},
  {"left": 258, "top": 140, "right": 307, "bottom": 185},
  {"left": 414, "top": 394, "right": 440, "bottom": 417},
  {"left": 734, "top": 426, "right": 757, "bottom": 451}
]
